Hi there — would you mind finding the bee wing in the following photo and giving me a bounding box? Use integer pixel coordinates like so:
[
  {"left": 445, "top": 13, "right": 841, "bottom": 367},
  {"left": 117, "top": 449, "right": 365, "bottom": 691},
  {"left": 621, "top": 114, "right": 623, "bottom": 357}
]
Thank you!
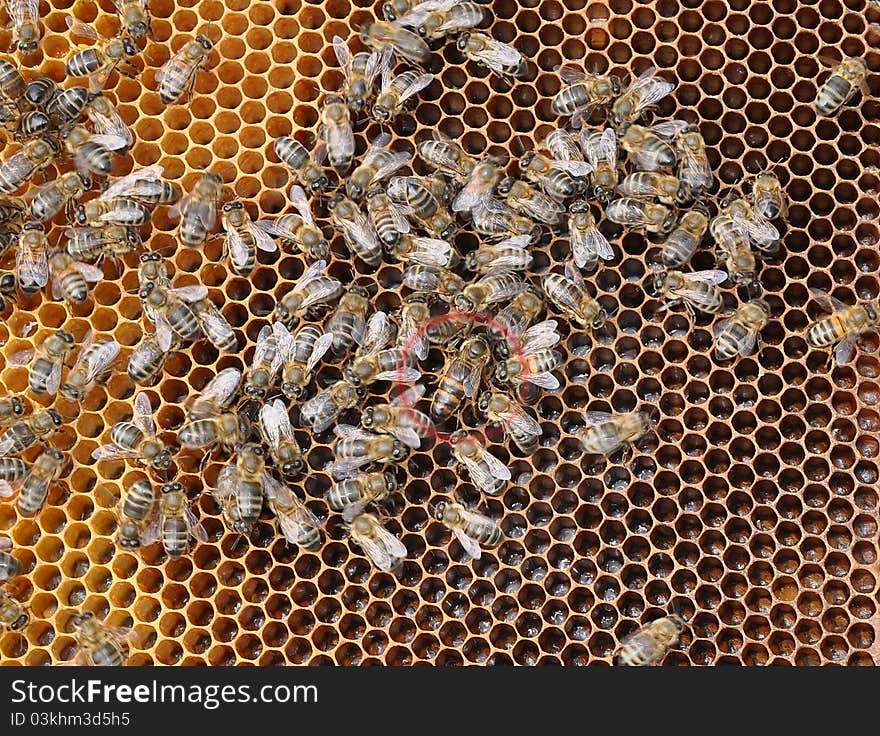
[
  {"left": 396, "top": 0, "right": 450, "bottom": 27},
  {"left": 373, "top": 367, "right": 421, "bottom": 383},
  {"left": 0, "top": 536, "right": 11, "bottom": 551},
  {"left": 481, "top": 250, "right": 533, "bottom": 274},
  {"left": 100, "top": 165, "right": 164, "bottom": 201},
  {"left": 288, "top": 184, "right": 316, "bottom": 226},
  {"left": 522, "top": 319, "right": 561, "bottom": 351},
  {"left": 552, "top": 160, "right": 594, "bottom": 177},
  {"left": 732, "top": 211, "right": 779, "bottom": 246},
  {"left": 397, "top": 73, "right": 434, "bottom": 105},
  {"left": 460, "top": 455, "right": 500, "bottom": 494},
  {"left": 508, "top": 404, "right": 542, "bottom": 438},
  {"left": 7, "top": 348, "right": 34, "bottom": 366},
  {"left": 195, "top": 304, "right": 235, "bottom": 349},
  {"left": 16, "top": 239, "right": 48, "bottom": 290},
  {"left": 463, "top": 361, "right": 483, "bottom": 398},
  {"left": 213, "top": 465, "right": 241, "bottom": 501},
  {"left": 407, "top": 236, "right": 456, "bottom": 267},
  {"left": 155, "top": 44, "right": 197, "bottom": 83},
  {"left": 77, "top": 339, "right": 120, "bottom": 383},
  {"left": 224, "top": 227, "right": 250, "bottom": 270},
  {"left": 583, "top": 410, "right": 614, "bottom": 425},
  {"left": 571, "top": 221, "right": 613, "bottom": 268},
  {"left": 711, "top": 316, "right": 735, "bottom": 338},
  {"left": 259, "top": 398, "right": 291, "bottom": 449},
  {"left": 809, "top": 287, "right": 847, "bottom": 313},
  {"left": 452, "top": 180, "right": 482, "bottom": 214},
  {"left": 451, "top": 526, "right": 482, "bottom": 561},
  {"left": 0, "top": 434, "right": 16, "bottom": 456},
  {"left": 169, "top": 284, "right": 209, "bottom": 303},
  {"left": 96, "top": 200, "right": 141, "bottom": 223},
  {"left": 89, "top": 133, "right": 129, "bottom": 152},
  {"left": 736, "top": 328, "right": 759, "bottom": 358},
  {"left": 360, "top": 311, "right": 395, "bottom": 355},
  {"left": 403, "top": 265, "right": 440, "bottom": 291},
  {"left": 89, "top": 108, "right": 134, "bottom": 149},
  {"left": 154, "top": 318, "right": 174, "bottom": 353},
  {"left": 296, "top": 258, "right": 329, "bottom": 290},
  {"left": 356, "top": 522, "right": 407, "bottom": 570},
  {"left": 650, "top": 120, "right": 689, "bottom": 140},
  {"left": 678, "top": 142, "right": 713, "bottom": 188},
  {"left": 385, "top": 201, "right": 412, "bottom": 235},
  {"left": 91, "top": 444, "right": 140, "bottom": 462},
  {"left": 330, "top": 455, "right": 372, "bottom": 479},
  {"left": 0, "top": 479, "right": 17, "bottom": 498},
  {"left": 65, "top": 15, "right": 101, "bottom": 40},
  {"left": 835, "top": 337, "right": 858, "bottom": 366},
  {"left": 133, "top": 391, "right": 157, "bottom": 436},
  {"left": 391, "top": 383, "right": 426, "bottom": 407},
  {"left": 301, "top": 391, "right": 340, "bottom": 434},
  {"left": 44, "top": 360, "right": 63, "bottom": 395},
  {"left": 305, "top": 331, "right": 333, "bottom": 373},
  {"left": 387, "top": 425, "right": 422, "bottom": 449},
  {"left": 333, "top": 423, "right": 375, "bottom": 441},
  {"left": 525, "top": 371, "right": 560, "bottom": 390},
  {"left": 197, "top": 367, "right": 242, "bottom": 411},
  {"left": 688, "top": 269, "right": 728, "bottom": 285},
  {"left": 252, "top": 323, "right": 276, "bottom": 368},
  {"left": 332, "top": 35, "right": 351, "bottom": 78},
  {"left": 367, "top": 46, "right": 392, "bottom": 89},
  {"left": 371, "top": 152, "right": 412, "bottom": 184},
  {"left": 556, "top": 63, "right": 588, "bottom": 84},
  {"left": 71, "top": 261, "right": 105, "bottom": 282},
  {"left": 469, "top": 36, "right": 525, "bottom": 71},
  {"left": 596, "top": 128, "right": 618, "bottom": 167},
  {"left": 185, "top": 506, "right": 209, "bottom": 543},
  {"left": 625, "top": 67, "right": 675, "bottom": 113}
]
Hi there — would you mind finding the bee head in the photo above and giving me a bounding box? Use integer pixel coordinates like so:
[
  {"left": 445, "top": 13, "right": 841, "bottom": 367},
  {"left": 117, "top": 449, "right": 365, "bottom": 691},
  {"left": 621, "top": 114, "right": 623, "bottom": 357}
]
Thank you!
[
  {"left": 381, "top": 2, "right": 395, "bottom": 19},
  {"left": 23, "top": 221, "right": 44, "bottom": 232},
  {"left": 433, "top": 501, "right": 447, "bottom": 521},
  {"left": 385, "top": 473, "right": 398, "bottom": 492},
  {"left": 153, "top": 449, "right": 173, "bottom": 470},
  {"left": 372, "top": 104, "right": 391, "bottom": 122},
  {"left": 233, "top": 520, "right": 254, "bottom": 535},
  {"left": 244, "top": 383, "right": 266, "bottom": 398},
  {"left": 47, "top": 448, "right": 64, "bottom": 461},
  {"left": 140, "top": 252, "right": 161, "bottom": 263},
  {"left": 476, "top": 394, "right": 490, "bottom": 413},
  {"left": 391, "top": 440, "right": 407, "bottom": 460},
  {"left": 138, "top": 282, "right": 154, "bottom": 299},
  {"left": 328, "top": 193, "right": 345, "bottom": 209},
  {"left": 282, "top": 458, "right": 302, "bottom": 474},
  {"left": 362, "top": 408, "right": 374, "bottom": 427},
  {"left": 495, "top": 362, "right": 508, "bottom": 382},
  {"left": 592, "top": 308, "right": 608, "bottom": 329},
  {"left": 496, "top": 177, "right": 513, "bottom": 196},
  {"left": 72, "top": 611, "right": 94, "bottom": 626},
  {"left": 520, "top": 151, "right": 535, "bottom": 168},
  {"left": 281, "top": 381, "right": 303, "bottom": 399},
  {"left": 569, "top": 199, "right": 589, "bottom": 214},
  {"left": 10, "top": 613, "right": 28, "bottom": 631},
  {"left": 439, "top": 222, "right": 455, "bottom": 239},
  {"left": 456, "top": 33, "right": 470, "bottom": 50},
  {"left": 358, "top": 25, "right": 372, "bottom": 42},
  {"left": 18, "top": 41, "right": 38, "bottom": 55},
  {"left": 74, "top": 205, "right": 87, "bottom": 224},
  {"left": 129, "top": 21, "right": 148, "bottom": 38},
  {"left": 195, "top": 35, "right": 214, "bottom": 51},
  {"left": 0, "top": 273, "right": 15, "bottom": 294},
  {"left": 48, "top": 408, "right": 63, "bottom": 426},
  {"left": 122, "top": 37, "right": 138, "bottom": 56},
  {"left": 10, "top": 397, "right": 23, "bottom": 415}
]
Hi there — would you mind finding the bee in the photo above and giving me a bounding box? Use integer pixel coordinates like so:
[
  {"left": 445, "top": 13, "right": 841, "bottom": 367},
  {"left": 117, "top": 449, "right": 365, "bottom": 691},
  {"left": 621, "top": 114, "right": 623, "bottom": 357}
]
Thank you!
[
  {"left": 263, "top": 472, "right": 322, "bottom": 550},
  {"left": 299, "top": 378, "right": 363, "bottom": 434},
  {"left": 478, "top": 392, "right": 542, "bottom": 454},
  {"left": 345, "top": 132, "right": 410, "bottom": 201},
  {"left": 0, "top": 58, "right": 25, "bottom": 102},
  {"left": 47, "top": 251, "right": 103, "bottom": 304},
  {"left": 0, "top": 270, "right": 14, "bottom": 311},
  {"left": 655, "top": 269, "right": 726, "bottom": 318},
  {"left": 749, "top": 171, "right": 787, "bottom": 221},
  {"left": 325, "top": 286, "right": 370, "bottom": 358},
  {"left": 64, "top": 18, "right": 138, "bottom": 92},
  {"left": 465, "top": 233, "right": 532, "bottom": 274},
  {"left": 362, "top": 384, "right": 434, "bottom": 449},
  {"left": 345, "top": 311, "right": 420, "bottom": 387},
  {"left": 397, "top": 293, "right": 454, "bottom": 360},
  {"left": 348, "top": 512, "right": 406, "bottom": 572},
  {"left": 713, "top": 299, "right": 770, "bottom": 361},
  {"left": 0, "top": 457, "right": 27, "bottom": 499},
  {"left": 9, "top": 327, "right": 75, "bottom": 395},
  {"left": 399, "top": 1, "right": 485, "bottom": 41},
  {"left": 332, "top": 35, "right": 388, "bottom": 111},
  {"left": 259, "top": 398, "right": 304, "bottom": 476},
  {"left": 70, "top": 611, "right": 131, "bottom": 667},
  {"left": 619, "top": 121, "right": 686, "bottom": 172},
  {"left": 127, "top": 335, "right": 174, "bottom": 386},
  {"left": 431, "top": 334, "right": 491, "bottom": 422},
  {"left": 275, "top": 259, "right": 342, "bottom": 324},
  {"left": 579, "top": 409, "right": 654, "bottom": 457},
  {"left": 453, "top": 271, "right": 526, "bottom": 313},
  {"left": 569, "top": 199, "right": 613, "bottom": 271},
  {"left": 5, "top": 0, "right": 39, "bottom": 54},
  {"left": 99, "top": 164, "right": 180, "bottom": 206},
  {"left": 433, "top": 501, "right": 501, "bottom": 560},
  {"left": 328, "top": 194, "right": 382, "bottom": 267},
  {"left": 60, "top": 334, "right": 120, "bottom": 402},
  {"left": 609, "top": 66, "right": 675, "bottom": 132},
  {"left": 256, "top": 185, "right": 329, "bottom": 262},
  {"left": 244, "top": 322, "right": 287, "bottom": 398},
  {"left": 618, "top": 171, "right": 690, "bottom": 205},
  {"left": 279, "top": 325, "right": 333, "bottom": 401},
  {"left": 417, "top": 132, "right": 476, "bottom": 185},
  {"left": 542, "top": 260, "right": 606, "bottom": 329},
  {"left": 113, "top": 0, "right": 152, "bottom": 40},
  {"left": 402, "top": 264, "right": 465, "bottom": 301},
  {"left": 0, "top": 588, "right": 28, "bottom": 630},
  {"left": 75, "top": 197, "right": 151, "bottom": 227},
  {"left": 710, "top": 214, "right": 756, "bottom": 287},
  {"left": 17, "top": 110, "right": 51, "bottom": 139},
  {"left": 45, "top": 85, "right": 89, "bottom": 126},
  {"left": 177, "top": 172, "right": 222, "bottom": 248},
  {"left": 325, "top": 471, "right": 397, "bottom": 518},
  {"left": 214, "top": 444, "right": 265, "bottom": 534},
  {"left": 136, "top": 250, "right": 170, "bottom": 289},
  {"left": 721, "top": 196, "right": 780, "bottom": 253},
  {"left": 22, "top": 76, "right": 56, "bottom": 109},
  {"left": 116, "top": 477, "right": 157, "bottom": 549},
  {"left": 0, "top": 137, "right": 59, "bottom": 194},
  {"left": 220, "top": 199, "right": 277, "bottom": 276},
  {"left": 674, "top": 126, "right": 713, "bottom": 195},
  {"left": 190, "top": 297, "right": 236, "bottom": 353},
  {"left": 0, "top": 537, "right": 20, "bottom": 580},
  {"left": 451, "top": 430, "right": 512, "bottom": 495},
  {"left": 318, "top": 95, "right": 354, "bottom": 172},
  {"left": 472, "top": 198, "right": 542, "bottom": 244},
  {"left": 494, "top": 319, "right": 563, "bottom": 391},
  {"left": 617, "top": 614, "right": 686, "bottom": 666},
  {"left": 0, "top": 395, "right": 27, "bottom": 429},
  {"left": 0, "top": 407, "right": 63, "bottom": 456},
  {"left": 388, "top": 176, "right": 456, "bottom": 238},
  {"left": 139, "top": 275, "right": 207, "bottom": 351},
  {"left": 179, "top": 409, "right": 250, "bottom": 454},
  {"left": 456, "top": 32, "right": 528, "bottom": 80},
  {"left": 367, "top": 188, "right": 412, "bottom": 249},
  {"left": 489, "top": 289, "right": 544, "bottom": 358},
  {"left": 451, "top": 156, "right": 504, "bottom": 216},
  {"left": 186, "top": 366, "right": 241, "bottom": 420},
  {"left": 359, "top": 20, "right": 430, "bottom": 65},
  {"left": 372, "top": 68, "right": 434, "bottom": 123},
  {"left": 82, "top": 94, "right": 133, "bottom": 153},
  {"left": 0, "top": 194, "right": 24, "bottom": 225},
  {"left": 330, "top": 425, "right": 409, "bottom": 479},
  {"left": 159, "top": 481, "right": 207, "bottom": 559},
  {"left": 156, "top": 32, "right": 214, "bottom": 105},
  {"left": 274, "top": 137, "right": 329, "bottom": 193},
  {"left": 658, "top": 206, "right": 709, "bottom": 270},
  {"left": 806, "top": 289, "right": 880, "bottom": 366},
  {"left": 15, "top": 221, "right": 47, "bottom": 294},
  {"left": 388, "top": 234, "right": 455, "bottom": 268},
  {"left": 28, "top": 171, "right": 89, "bottom": 222},
  {"left": 520, "top": 149, "right": 591, "bottom": 201},
  {"left": 606, "top": 197, "right": 677, "bottom": 235},
  {"left": 93, "top": 391, "right": 173, "bottom": 471},
  {"left": 551, "top": 65, "right": 620, "bottom": 125},
  {"left": 815, "top": 58, "right": 867, "bottom": 116},
  {"left": 496, "top": 178, "right": 564, "bottom": 225},
  {"left": 15, "top": 447, "right": 64, "bottom": 517}
]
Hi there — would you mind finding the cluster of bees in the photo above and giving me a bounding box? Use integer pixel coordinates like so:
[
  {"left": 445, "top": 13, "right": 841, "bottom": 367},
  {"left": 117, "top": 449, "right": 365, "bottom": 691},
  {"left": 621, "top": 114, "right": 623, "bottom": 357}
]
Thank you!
[{"left": 0, "top": 0, "right": 873, "bottom": 666}]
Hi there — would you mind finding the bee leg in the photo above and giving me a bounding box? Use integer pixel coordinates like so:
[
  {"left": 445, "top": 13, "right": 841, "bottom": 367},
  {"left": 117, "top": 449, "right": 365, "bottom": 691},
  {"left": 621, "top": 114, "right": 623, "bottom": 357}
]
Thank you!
[{"left": 684, "top": 302, "right": 696, "bottom": 322}]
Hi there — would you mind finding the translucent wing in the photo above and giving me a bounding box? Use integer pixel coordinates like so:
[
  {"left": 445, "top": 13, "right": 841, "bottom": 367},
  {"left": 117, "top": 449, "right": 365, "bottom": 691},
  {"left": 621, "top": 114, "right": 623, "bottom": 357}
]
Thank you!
[
  {"left": 522, "top": 320, "right": 561, "bottom": 351},
  {"left": 87, "top": 134, "right": 128, "bottom": 151},
  {"left": 461, "top": 455, "right": 500, "bottom": 495},
  {"left": 185, "top": 506, "right": 209, "bottom": 543},
  {"left": 809, "top": 287, "right": 847, "bottom": 313},
  {"left": 651, "top": 120, "right": 689, "bottom": 139},
  {"left": 396, "top": 0, "right": 455, "bottom": 26},
  {"left": 403, "top": 265, "right": 439, "bottom": 291},
  {"left": 88, "top": 108, "right": 133, "bottom": 151},
  {"left": 583, "top": 410, "right": 615, "bottom": 425},
  {"left": 688, "top": 269, "right": 728, "bottom": 285},
  {"left": 354, "top": 520, "right": 406, "bottom": 570},
  {"left": 306, "top": 332, "right": 334, "bottom": 373},
  {"left": 301, "top": 390, "right": 341, "bottom": 434},
  {"left": 365, "top": 46, "right": 392, "bottom": 90},
  {"left": 678, "top": 142, "right": 713, "bottom": 188},
  {"left": 194, "top": 303, "right": 235, "bottom": 349},
  {"left": 64, "top": 15, "right": 101, "bottom": 40},
  {"left": 288, "top": 185, "right": 315, "bottom": 226},
  {"left": 192, "top": 367, "right": 242, "bottom": 411},
  {"left": 625, "top": 67, "right": 675, "bottom": 114},
  {"left": 16, "top": 238, "right": 48, "bottom": 290},
  {"left": 571, "top": 220, "right": 613, "bottom": 268},
  {"left": 259, "top": 398, "right": 292, "bottom": 450},
  {"left": 332, "top": 35, "right": 351, "bottom": 78},
  {"left": 182, "top": 198, "right": 216, "bottom": 231},
  {"left": 298, "top": 259, "right": 328, "bottom": 290},
  {"left": 525, "top": 371, "right": 560, "bottom": 390},
  {"left": 133, "top": 391, "right": 156, "bottom": 436},
  {"left": 731, "top": 211, "right": 780, "bottom": 246},
  {"left": 213, "top": 465, "right": 241, "bottom": 501},
  {"left": 397, "top": 310, "right": 428, "bottom": 361},
  {"left": 834, "top": 337, "right": 857, "bottom": 366},
  {"left": 168, "top": 284, "right": 208, "bottom": 303},
  {"left": 711, "top": 316, "right": 735, "bottom": 338},
  {"left": 153, "top": 317, "right": 174, "bottom": 352},
  {"left": 556, "top": 63, "right": 588, "bottom": 84},
  {"left": 45, "top": 360, "right": 63, "bottom": 395},
  {"left": 392, "top": 383, "right": 425, "bottom": 407},
  {"left": 360, "top": 132, "right": 392, "bottom": 170},
  {"left": 359, "top": 311, "right": 395, "bottom": 355},
  {"left": 333, "top": 424, "right": 377, "bottom": 441},
  {"left": 96, "top": 200, "right": 144, "bottom": 223},
  {"left": 71, "top": 261, "right": 105, "bottom": 282},
  {"left": 551, "top": 160, "right": 593, "bottom": 177},
  {"left": 507, "top": 405, "right": 542, "bottom": 438},
  {"left": 225, "top": 228, "right": 251, "bottom": 270},
  {"left": 451, "top": 527, "right": 481, "bottom": 561},
  {"left": 469, "top": 36, "right": 524, "bottom": 70},
  {"left": 7, "top": 348, "right": 34, "bottom": 366},
  {"left": 75, "top": 339, "right": 120, "bottom": 383},
  {"left": 373, "top": 367, "right": 420, "bottom": 383},
  {"left": 370, "top": 151, "right": 412, "bottom": 184},
  {"left": 156, "top": 44, "right": 199, "bottom": 84},
  {"left": 397, "top": 73, "right": 434, "bottom": 105},
  {"left": 92, "top": 444, "right": 141, "bottom": 461},
  {"left": 0, "top": 479, "right": 17, "bottom": 498},
  {"left": 100, "top": 165, "right": 164, "bottom": 201},
  {"left": 407, "top": 236, "right": 456, "bottom": 267},
  {"left": 252, "top": 324, "right": 281, "bottom": 373},
  {"left": 480, "top": 448, "right": 512, "bottom": 481}
]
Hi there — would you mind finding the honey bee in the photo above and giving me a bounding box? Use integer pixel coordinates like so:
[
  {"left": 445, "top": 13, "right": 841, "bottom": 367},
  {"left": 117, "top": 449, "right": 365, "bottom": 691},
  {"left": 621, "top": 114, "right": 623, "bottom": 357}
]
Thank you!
[
  {"left": 674, "top": 126, "right": 713, "bottom": 195},
  {"left": 9, "top": 327, "right": 75, "bottom": 395},
  {"left": 116, "top": 477, "right": 157, "bottom": 549},
  {"left": 402, "top": 264, "right": 465, "bottom": 301},
  {"left": 580, "top": 409, "right": 654, "bottom": 457},
  {"left": 156, "top": 32, "right": 214, "bottom": 105},
  {"left": 359, "top": 20, "right": 430, "bottom": 65},
  {"left": 62, "top": 125, "right": 124, "bottom": 176},
  {"left": 259, "top": 399, "right": 303, "bottom": 476},
  {"left": 618, "top": 171, "right": 690, "bottom": 205},
  {"left": 346, "top": 311, "right": 420, "bottom": 387},
  {"left": 159, "top": 481, "right": 207, "bottom": 559},
  {"left": 477, "top": 392, "right": 542, "bottom": 454},
  {"left": 47, "top": 251, "right": 103, "bottom": 304},
  {"left": 496, "top": 178, "right": 565, "bottom": 225},
  {"left": 451, "top": 430, "right": 511, "bottom": 495},
  {"left": 399, "top": 0, "right": 484, "bottom": 40},
  {"left": 60, "top": 334, "right": 120, "bottom": 402},
  {"left": 388, "top": 176, "right": 456, "bottom": 238},
  {"left": 606, "top": 197, "right": 677, "bottom": 235},
  {"left": 330, "top": 425, "right": 409, "bottom": 479},
  {"left": 326, "top": 286, "right": 371, "bottom": 358},
  {"left": 275, "top": 259, "right": 342, "bottom": 324},
  {"left": 136, "top": 250, "right": 171, "bottom": 289},
  {"left": 190, "top": 297, "right": 237, "bottom": 353},
  {"left": 45, "top": 85, "right": 89, "bottom": 125},
  {"left": 327, "top": 194, "right": 382, "bottom": 267},
  {"left": 657, "top": 206, "right": 709, "bottom": 270},
  {"left": 263, "top": 472, "right": 322, "bottom": 549},
  {"left": 0, "top": 537, "right": 21, "bottom": 580},
  {"left": 453, "top": 271, "right": 527, "bottom": 313},
  {"left": 75, "top": 197, "right": 151, "bottom": 227},
  {"left": 520, "top": 149, "right": 591, "bottom": 201},
  {"left": 0, "top": 58, "right": 25, "bottom": 101},
  {"left": 568, "top": 199, "right": 613, "bottom": 271},
  {"left": 372, "top": 68, "right": 434, "bottom": 123},
  {"left": 0, "top": 395, "right": 28, "bottom": 430},
  {"left": 0, "top": 588, "right": 28, "bottom": 630},
  {"left": 179, "top": 409, "right": 250, "bottom": 455},
  {"left": 0, "top": 137, "right": 59, "bottom": 194},
  {"left": 213, "top": 449, "right": 262, "bottom": 535},
  {"left": 93, "top": 391, "right": 173, "bottom": 471},
  {"left": 139, "top": 278, "right": 207, "bottom": 351},
  {"left": 325, "top": 471, "right": 397, "bottom": 519},
  {"left": 15, "top": 221, "right": 47, "bottom": 294},
  {"left": 279, "top": 325, "right": 333, "bottom": 401},
  {"left": 609, "top": 66, "right": 675, "bottom": 132},
  {"left": 348, "top": 133, "right": 410, "bottom": 201},
  {"left": 113, "top": 0, "right": 152, "bottom": 39},
  {"left": 15, "top": 447, "right": 64, "bottom": 517},
  {"left": 451, "top": 156, "right": 504, "bottom": 216},
  {"left": 543, "top": 128, "right": 586, "bottom": 164},
  {"left": 417, "top": 131, "right": 476, "bottom": 185},
  {"left": 749, "top": 170, "right": 787, "bottom": 221},
  {"left": 457, "top": 31, "right": 528, "bottom": 79},
  {"left": 220, "top": 199, "right": 277, "bottom": 276},
  {"left": 319, "top": 96, "right": 354, "bottom": 172},
  {"left": 710, "top": 214, "right": 756, "bottom": 287},
  {"left": 464, "top": 234, "right": 531, "bottom": 274},
  {"left": 494, "top": 319, "right": 563, "bottom": 391},
  {"left": 256, "top": 185, "right": 329, "bottom": 262},
  {"left": 333, "top": 35, "right": 389, "bottom": 111},
  {"left": 713, "top": 299, "right": 770, "bottom": 361},
  {"left": 551, "top": 65, "right": 620, "bottom": 125},
  {"left": 29, "top": 171, "right": 89, "bottom": 222},
  {"left": 489, "top": 289, "right": 543, "bottom": 358},
  {"left": 274, "top": 137, "right": 329, "bottom": 193},
  {"left": 433, "top": 501, "right": 502, "bottom": 560},
  {"left": 806, "top": 289, "right": 880, "bottom": 366},
  {"left": 815, "top": 58, "right": 867, "bottom": 116},
  {"left": 619, "top": 121, "right": 686, "bottom": 172},
  {"left": 99, "top": 164, "right": 180, "bottom": 205},
  {"left": 15, "top": 109, "right": 50, "bottom": 140},
  {"left": 431, "top": 334, "right": 490, "bottom": 422},
  {"left": 362, "top": 384, "right": 434, "bottom": 449},
  {"left": 0, "top": 269, "right": 14, "bottom": 311},
  {"left": 127, "top": 334, "right": 174, "bottom": 386},
  {"left": 542, "top": 260, "right": 606, "bottom": 329},
  {"left": 186, "top": 366, "right": 241, "bottom": 420},
  {"left": 70, "top": 611, "right": 131, "bottom": 667},
  {"left": 300, "top": 378, "right": 363, "bottom": 434},
  {"left": 65, "top": 18, "right": 138, "bottom": 92},
  {"left": 654, "top": 269, "right": 727, "bottom": 318},
  {"left": 472, "top": 197, "right": 542, "bottom": 244},
  {"left": 5, "top": 0, "right": 40, "bottom": 54},
  {"left": 394, "top": 295, "right": 431, "bottom": 363},
  {"left": 720, "top": 196, "right": 780, "bottom": 253},
  {"left": 244, "top": 322, "right": 287, "bottom": 399},
  {"left": 348, "top": 512, "right": 407, "bottom": 571},
  {"left": 177, "top": 171, "right": 222, "bottom": 248},
  {"left": 617, "top": 614, "right": 686, "bottom": 666},
  {"left": 367, "top": 188, "right": 412, "bottom": 249},
  {"left": 0, "top": 407, "right": 63, "bottom": 456}
]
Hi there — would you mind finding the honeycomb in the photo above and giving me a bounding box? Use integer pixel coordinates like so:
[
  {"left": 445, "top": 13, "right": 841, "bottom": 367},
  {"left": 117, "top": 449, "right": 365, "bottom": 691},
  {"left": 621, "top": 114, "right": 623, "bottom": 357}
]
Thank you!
[{"left": 0, "top": 0, "right": 878, "bottom": 667}]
